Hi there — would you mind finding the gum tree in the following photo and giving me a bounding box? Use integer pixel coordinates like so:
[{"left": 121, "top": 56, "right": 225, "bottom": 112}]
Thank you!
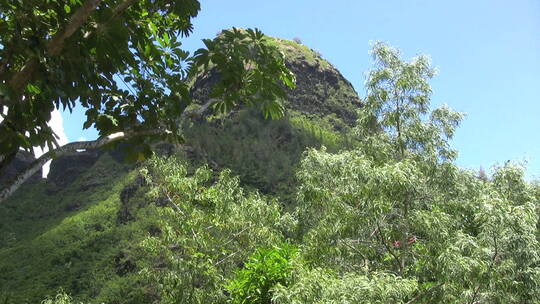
[
  {"left": 0, "top": 0, "right": 295, "bottom": 202},
  {"left": 291, "top": 42, "right": 540, "bottom": 303}
]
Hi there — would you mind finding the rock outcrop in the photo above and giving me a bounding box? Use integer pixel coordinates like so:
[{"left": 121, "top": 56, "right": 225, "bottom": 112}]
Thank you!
[
  {"left": 46, "top": 149, "right": 102, "bottom": 192},
  {"left": 0, "top": 151, "right": 42, "bottom": 187},
  {"left": 191, "top": 36, "right": 361, "bottom": 126}
]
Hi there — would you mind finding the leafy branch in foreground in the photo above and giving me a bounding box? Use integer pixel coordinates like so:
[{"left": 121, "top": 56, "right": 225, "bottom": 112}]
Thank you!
[
  {"left": 227, "top": 244, "right": 297, "bottom": 304},
  {"left": 0, "top": 0, "right": 295, "bottom": 202}
]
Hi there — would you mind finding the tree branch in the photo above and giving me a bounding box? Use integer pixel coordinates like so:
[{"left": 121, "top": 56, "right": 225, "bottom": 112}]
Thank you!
[
  {"left": 110, "top": 0, "right": 139, "bottom": 21},
  {"left": 7, "top": 0, "right": 140, "bottom": 95},
  {"left": 47, "top": 0, "right": 103, "bottom": 56},
  {"left": 0, "top": 129, "right": 166, "bottom": 204},
  {"left": 90, "top": 0, "right": 139, "bottom": 37},
  {"left": 8, "top": 0, "right": 103, "bottom": 93},
  {"left": 182, "top": 98, "right": 219, "bottom": 119},
  {"left": 376, "top": 221, "right": 403, "bottom": 274}
]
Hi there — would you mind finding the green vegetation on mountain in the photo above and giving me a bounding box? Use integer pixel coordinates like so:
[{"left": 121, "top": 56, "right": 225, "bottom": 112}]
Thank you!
[
  {"left": 0, "top": 0, "right": 295, "bottom": 201},
  {"left": 1, "top": 31, "right": 540, "bottom": 304},
  {"left": 0, "top": 30, "right": 358, "bottom": 303}
]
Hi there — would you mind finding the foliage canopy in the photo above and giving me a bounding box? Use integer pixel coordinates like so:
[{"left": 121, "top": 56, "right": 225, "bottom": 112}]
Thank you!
[
  {"left": 1, "top": 23, "right": 539, "bottom": 303},
  {"left": 109, "top": 42, "right": 540, "bottom": 304}
]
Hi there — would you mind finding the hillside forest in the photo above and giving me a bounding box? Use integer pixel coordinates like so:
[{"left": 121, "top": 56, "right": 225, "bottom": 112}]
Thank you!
[{"left": 1, "top": 1, "right": 540, "bottom": 304}]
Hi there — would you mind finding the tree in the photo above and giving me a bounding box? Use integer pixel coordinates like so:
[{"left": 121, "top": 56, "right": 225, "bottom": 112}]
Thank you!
[
  {"left": 290, "top": 42, "right": 540, "bottom": 302},
  {"left": 0, "top": 0, "right": 295, "bottom": 202},
  {"left": 358, "top": 42, "right": 463, "bottom": 163},
  {"left": 353, "top": 42, "right": 464, "bottom": 274},
  {"left": 138, "top": 157, "right": 286, "bottom": 303}
]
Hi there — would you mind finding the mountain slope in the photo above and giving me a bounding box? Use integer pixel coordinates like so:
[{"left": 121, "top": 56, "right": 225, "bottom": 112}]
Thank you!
[{"left": 0, "top": 36, "right": 361, "bottom": 303}]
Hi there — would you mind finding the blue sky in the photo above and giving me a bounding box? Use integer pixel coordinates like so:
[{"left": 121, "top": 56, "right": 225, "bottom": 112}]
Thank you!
[{"left": 63, "top": 0, "right": 540, "bottom": 177}]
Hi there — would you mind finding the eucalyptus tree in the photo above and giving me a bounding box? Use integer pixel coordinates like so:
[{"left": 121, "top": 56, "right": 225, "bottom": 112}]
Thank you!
[
  {"left": 357, "top": 42, "right": 462, "bottom": 163},
  {"left": 291, "top": 42, "right": 540, "bottom": 303},
  {"left": 0, "top": 0, "right": 295, "bottom": 202}
]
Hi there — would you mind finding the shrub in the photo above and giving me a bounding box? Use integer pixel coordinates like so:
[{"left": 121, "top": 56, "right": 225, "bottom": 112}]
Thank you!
[
  {"left": 41, "top": 291, "right": 80, "bottom": 304},
  {"left": 226, "top": 244, "right": 297, "bottom": 304}
]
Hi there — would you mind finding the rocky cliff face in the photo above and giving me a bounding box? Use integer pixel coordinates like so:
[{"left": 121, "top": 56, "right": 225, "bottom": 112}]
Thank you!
[
  {"left": 277, "top": 38, "right": 361, "bottom": 125},
  {"left": 46, "top": 149, "right": 102, "bottom": 193},
  {"left": 0, "top": 151, "right": 42, "bottom": 187},
  {"left": 185, "top": 37, "right": 362, "bottom": 194},
  {"left": 191, "top": 36, "right": 361, "bottom": 126}
]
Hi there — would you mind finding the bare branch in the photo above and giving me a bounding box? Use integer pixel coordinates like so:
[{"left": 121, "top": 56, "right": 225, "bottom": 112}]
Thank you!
[
  {"left": 163, "top": 190, "right": 185, "bottom": 215},
  {"left": 214, "top": 251, "right": 239, "bottom": 267},
  {"left": 376, "top": 221, "right": 403, "bottom": 274},
  {"left": 183, "top": 98, "right": 219, "bottom": 119},
  {"left": 0, "top": 129, "right": 166, "bottom": 204}
]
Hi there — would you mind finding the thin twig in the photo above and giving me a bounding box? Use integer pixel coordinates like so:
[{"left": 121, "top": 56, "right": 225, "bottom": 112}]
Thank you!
[
  {"left": 163, "top": 190, "right": 185, "bottom": 215},
  {"left": 214, "top": 251, "right": 239, "bottom": 266},
  {"left": 376, "top": 221, "right": 403, "bottom": 274},
  {"left": 222, "top": 225, "right": 253, "bottom": 248}
]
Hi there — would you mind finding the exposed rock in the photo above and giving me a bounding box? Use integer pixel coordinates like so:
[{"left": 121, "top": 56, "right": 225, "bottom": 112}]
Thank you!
[
  {"left": 46, "top": 149, "right": 102, "bottom": 192},
  {"left": 0, "top": 150, "right": 42, "bottom": 187},
  {"left": 190, "top": 37, "right": 361, "bottom": 126},
  {"left": 284, "top": 57, "right": 361, "bottom": 125},
  {"left": 185, "top": 36, "right": 363, "bottom": 195},
  {"left": 117, "top": 175, "right": 146, "bottom": 224}
]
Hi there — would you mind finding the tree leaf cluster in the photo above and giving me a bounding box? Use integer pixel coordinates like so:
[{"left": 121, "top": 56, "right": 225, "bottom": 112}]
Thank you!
[{"left": 0, "top": 1, "right": 295, "bottom": 174}]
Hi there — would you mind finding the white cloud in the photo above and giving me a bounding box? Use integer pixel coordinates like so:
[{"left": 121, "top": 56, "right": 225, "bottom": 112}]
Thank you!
[
  {"left": 33, "top": 109, "right": 69, "bottom": 178},
  {"left": 2, "top": 107, "right": 68, "bottom": 178},
  {"left": 0, "top": 106, "right": 6, "bottom": 123}
]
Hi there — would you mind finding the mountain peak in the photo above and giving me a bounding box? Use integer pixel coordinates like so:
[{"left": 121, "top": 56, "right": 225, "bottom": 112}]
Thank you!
[{"left": 192, "top": 33, "right": 361, "bottom": 125}]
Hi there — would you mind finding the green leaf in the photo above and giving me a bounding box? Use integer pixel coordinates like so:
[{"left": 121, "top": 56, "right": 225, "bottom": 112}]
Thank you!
[
  {"left": 82, "top": 120, "right": 92, "bottom": 129},
  {"left": 26, "top": 83, "right": 41, "bottom": 94},
  {"left": 148, "top": 22, "right": 158, "bottom": 35},
  {"left": 163, "top": 32, "right": 170, "bottom": 45}
]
